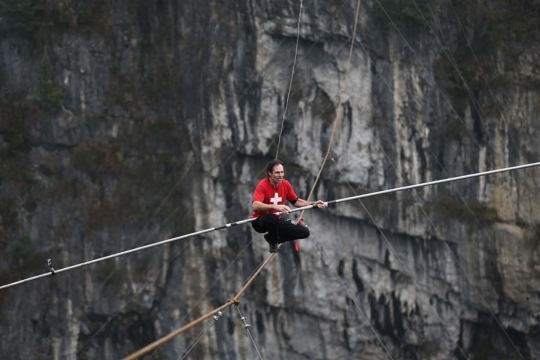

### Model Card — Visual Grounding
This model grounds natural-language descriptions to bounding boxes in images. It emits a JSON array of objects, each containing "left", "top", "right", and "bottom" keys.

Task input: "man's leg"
[
  {"left": 276, "top": 219, "right": 310, "bottom": 244},
  {"left": 252, "top": 215, "right": 281, "bottom": 252},
  {"left": 254, "top": 214, "right": 280, "bottom": 242}
]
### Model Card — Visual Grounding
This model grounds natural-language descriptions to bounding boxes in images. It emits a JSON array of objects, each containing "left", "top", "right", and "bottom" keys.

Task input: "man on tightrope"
[{"left": 251, "top": 159, "right": 327, "bottom": 253}]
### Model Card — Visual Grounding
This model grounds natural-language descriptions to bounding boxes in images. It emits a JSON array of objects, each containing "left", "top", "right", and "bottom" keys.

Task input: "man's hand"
[
  {"left": 274, "top": 204, "right": 292, "bottom": 214},
  {"left": 312, "top": 200, "right": 327, "bottom": 210}
]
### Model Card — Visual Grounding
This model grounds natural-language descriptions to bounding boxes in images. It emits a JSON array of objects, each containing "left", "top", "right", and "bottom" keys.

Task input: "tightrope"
[{"left": 2, "top": 160, "right": 540, "bottom": 291}]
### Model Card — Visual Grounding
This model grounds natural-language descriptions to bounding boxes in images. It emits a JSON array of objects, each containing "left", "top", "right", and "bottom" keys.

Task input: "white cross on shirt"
[{"left": 270, "top": 192, "right": 282, "bottom": 205}]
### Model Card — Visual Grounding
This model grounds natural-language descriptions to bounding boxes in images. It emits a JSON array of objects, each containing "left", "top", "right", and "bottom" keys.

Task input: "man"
[{"left": 251, "top": 159, "right": 327, "bottom": 253}]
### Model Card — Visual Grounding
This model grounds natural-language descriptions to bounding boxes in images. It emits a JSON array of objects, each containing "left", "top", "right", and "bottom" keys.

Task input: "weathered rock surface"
[{"left": 1, "top": 0, "right": 540, "bottom": 359}]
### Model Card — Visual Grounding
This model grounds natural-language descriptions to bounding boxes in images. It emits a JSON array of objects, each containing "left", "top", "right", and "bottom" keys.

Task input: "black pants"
[{"left": 251, "top": 214, "right": 310, "bottom": 244}]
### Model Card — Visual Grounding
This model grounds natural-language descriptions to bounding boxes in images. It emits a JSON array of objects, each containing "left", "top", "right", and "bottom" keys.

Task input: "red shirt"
[{"left": 251, "top": 178, "right": 298, "bottom": 218}]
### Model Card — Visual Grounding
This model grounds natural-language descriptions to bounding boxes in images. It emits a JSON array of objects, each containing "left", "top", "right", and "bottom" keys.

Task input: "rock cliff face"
[{"left": 1, "top": 0, "right": 540, "bottom": 359}]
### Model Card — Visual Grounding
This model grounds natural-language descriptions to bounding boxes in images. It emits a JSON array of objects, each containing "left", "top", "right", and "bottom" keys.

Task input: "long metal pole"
[{"left": 2, "top": 161, "right": 539, "bottom": 291}]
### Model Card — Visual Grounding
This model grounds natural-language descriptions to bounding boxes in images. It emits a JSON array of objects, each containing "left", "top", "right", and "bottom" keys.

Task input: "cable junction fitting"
[
  {"left": 47, "top": 259, "right": 55, "bottom": 275},
  {"left": 235, "top": 305, "right": 251, "bottom": 334},
  {"left": 212, "top": 311, "right": 223, "bottom": 321},
  {"left": 240, "top": 316, "right": 251, "bottom": 331}
]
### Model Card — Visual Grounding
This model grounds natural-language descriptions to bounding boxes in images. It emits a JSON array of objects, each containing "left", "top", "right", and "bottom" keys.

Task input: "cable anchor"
[
  {"left": 228, "top": 298, "right": 240, "bottom": 305},
  {"left": 47, "top": 259, "right": 55, "bottom": 275}
]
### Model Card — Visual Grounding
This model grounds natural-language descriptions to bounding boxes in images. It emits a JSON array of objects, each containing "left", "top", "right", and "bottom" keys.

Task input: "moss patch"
[
  {"left": 0, "top": 196, "right": 19, "bottom": 242},
  {"left": 432, "top": 41, "right": 516, "bottom": 114},
  {"left": 0, "top": 93, "right": 37, "bottom": 188},
  {"left": 444, "top": 118, "right": 469, "bottom": 140},
  {"left": 96, "top": 261, "right": 127, "bottom": 290},
  {"left": 375, "top": 0, "right": 441, "bottom": 31},
  {"left": 433, "top": 1, "right": 540, "bottom": 111},
  {"left": 0, "top": 0, "right": 112, "bottom": 43},
  {"left": 78, "top": 310, "right": 156, "bottom": 356},
  {"left": 70, "top": 116, "right": 192, "bottom": 236},
  {"left": 29, "top": 58, "right": 64, "bottom": 113},
  {"left": 5, "top": 235, "right": 34, "bottom": 264},
  {"left": 418, "top": 340, "right": 441, "bottom": 358},
  {"left": 431, "top": 186, "right": 498, "bottom": 224},
  {"left": 0, "top": 91, "right": 39, "bottom": 241}
]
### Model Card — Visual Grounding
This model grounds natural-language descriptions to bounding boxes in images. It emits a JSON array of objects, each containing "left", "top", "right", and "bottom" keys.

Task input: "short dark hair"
[{"left": 266, "top": 159, "right": 284, "bottom": 177}]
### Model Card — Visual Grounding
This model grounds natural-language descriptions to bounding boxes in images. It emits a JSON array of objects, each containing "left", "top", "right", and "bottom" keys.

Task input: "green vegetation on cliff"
[
  {"left": 375, "top": 0, "right": 441, "bottom": 31},
  {"left": 435, "top": 0, "right": 540, "bottom": 110},
  {"left": 0, "top": 0, "right": 112, "bottom": 43}
]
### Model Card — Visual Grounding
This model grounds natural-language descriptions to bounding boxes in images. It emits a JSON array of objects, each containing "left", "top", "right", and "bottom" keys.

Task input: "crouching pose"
[{"left": 251, "top": 159, "right": 326, "bottom": 253}]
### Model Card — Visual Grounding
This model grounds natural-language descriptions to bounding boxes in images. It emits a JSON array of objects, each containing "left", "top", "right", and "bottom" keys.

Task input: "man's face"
[{"left": 269, "top": 164, "right": 284, "bottom": 186}]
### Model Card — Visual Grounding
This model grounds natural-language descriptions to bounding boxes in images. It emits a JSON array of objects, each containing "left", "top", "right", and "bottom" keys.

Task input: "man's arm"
[
  {"left": 293, "top": 199, "right": 327, "bottom": 209},
  {"left": 253, "top": 201, "right": 292, "bottom": 214},
  {"left": 252, "top": 201, "right": 275, "bottom": 212}
]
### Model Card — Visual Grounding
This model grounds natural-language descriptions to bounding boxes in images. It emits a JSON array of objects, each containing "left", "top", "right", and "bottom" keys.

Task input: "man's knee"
[
  {"left": 298, "top": 225, "right": 310, "bottom": 239},
  {"left": 251, "top": 223, "right": 264, "bottom": 234}
]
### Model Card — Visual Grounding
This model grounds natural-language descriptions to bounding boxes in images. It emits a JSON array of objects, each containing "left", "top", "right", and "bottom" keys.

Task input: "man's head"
[{"left": 266, "top": 159, "right": 284, "bottom": 187}]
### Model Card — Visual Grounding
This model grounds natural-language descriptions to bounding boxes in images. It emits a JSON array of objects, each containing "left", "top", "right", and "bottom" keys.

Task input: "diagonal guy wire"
[{"left": 235, "top": 305, "right": 263, "bottom": 360}]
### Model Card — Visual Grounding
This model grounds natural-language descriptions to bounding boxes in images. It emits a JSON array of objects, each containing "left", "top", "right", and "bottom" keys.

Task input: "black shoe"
[{"left": 264, "top": 234, "right": 279, "bottom": 253}]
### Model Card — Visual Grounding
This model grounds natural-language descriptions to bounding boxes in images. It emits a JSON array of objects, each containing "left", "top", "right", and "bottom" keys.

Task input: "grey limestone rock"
[{"left": 1, "top": 0, "right": 540, "bottom": 359}]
